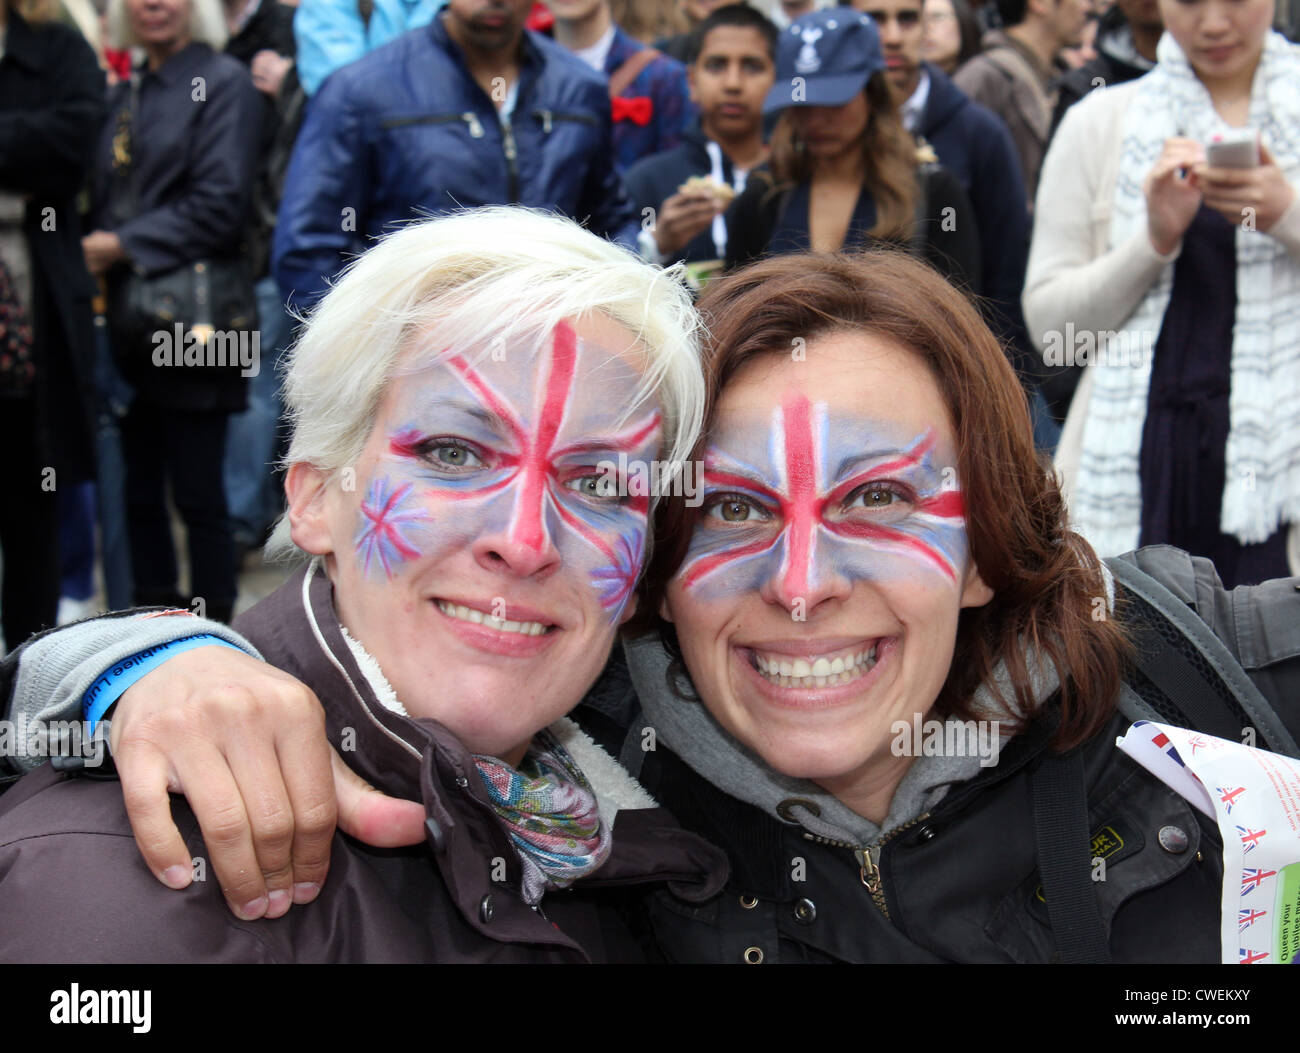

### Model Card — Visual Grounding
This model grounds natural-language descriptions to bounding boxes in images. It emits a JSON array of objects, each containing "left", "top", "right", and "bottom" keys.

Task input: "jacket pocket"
[{"left": 984, "top": 769, "right": 1212, "bottom": 962}]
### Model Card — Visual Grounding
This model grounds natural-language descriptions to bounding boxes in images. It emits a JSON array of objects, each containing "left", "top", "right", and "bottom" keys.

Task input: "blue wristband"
[{"left": 82, "top": 634, "right": 247, "bottom": 732}]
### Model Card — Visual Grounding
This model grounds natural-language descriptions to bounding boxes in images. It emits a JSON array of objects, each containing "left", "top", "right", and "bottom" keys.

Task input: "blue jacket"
[
  {"left": 604, "top": 26, "right": 695, "bottom": 174},
  {"left": 915, "top": 62, "right": 1035, "bottom": 377},
  {"left": 293, "top": 0, "right": 446, "bottom": 96},
  {"left": 273, "top": 14, "right": 638, "bottom": 308}
]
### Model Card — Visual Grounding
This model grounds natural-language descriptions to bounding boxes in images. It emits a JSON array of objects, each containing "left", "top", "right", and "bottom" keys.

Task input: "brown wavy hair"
[
  {"left": 767, "top": 72, "right": 919, "bottom": 241},
  {"left": 632, "top": 249, "right": 1131, "bottom": 751}
]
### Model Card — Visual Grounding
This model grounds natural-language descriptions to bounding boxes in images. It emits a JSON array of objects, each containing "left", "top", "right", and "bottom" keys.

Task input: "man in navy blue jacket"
[
  {"left": 273, "top": 0, "right": 637, "bottom": 309},
  {"left": 855, "top": 0, "right": 1037, "bottom": 385}
]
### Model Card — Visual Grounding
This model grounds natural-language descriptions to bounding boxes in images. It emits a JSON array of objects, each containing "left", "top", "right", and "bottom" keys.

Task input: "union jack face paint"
[
  {"left": 678, "top": 393, "right": 969, "bottom": 602},
  {"left": 351, "top": 320, "right": 661, "bottom": 623}
]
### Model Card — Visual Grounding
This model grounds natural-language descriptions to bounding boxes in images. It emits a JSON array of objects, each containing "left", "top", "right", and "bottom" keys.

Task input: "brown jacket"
[
  {"left": 953, "top": 30, "right": 1057, "bottom": 209},
  {"left": 0, "top": 563, "right": 728, "bottom": 963}
]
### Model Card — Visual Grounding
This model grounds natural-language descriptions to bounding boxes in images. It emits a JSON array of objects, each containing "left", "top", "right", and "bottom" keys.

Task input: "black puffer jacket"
[
  {"left": 0, "top": 563, "right": 728, "bottom": 963},
  {"left": 575, "top": 546, "right": 1300, "bottom": 963}
]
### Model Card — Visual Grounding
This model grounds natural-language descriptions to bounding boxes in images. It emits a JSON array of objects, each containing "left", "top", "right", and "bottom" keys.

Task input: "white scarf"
[{"left": 1072, "top": 31, "right": 1300, "bottom": 554}]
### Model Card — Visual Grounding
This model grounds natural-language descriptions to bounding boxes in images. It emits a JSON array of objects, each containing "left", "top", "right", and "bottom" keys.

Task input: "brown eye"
[{"left": 721, "top": 500, "right": 750, "bottom": 521}]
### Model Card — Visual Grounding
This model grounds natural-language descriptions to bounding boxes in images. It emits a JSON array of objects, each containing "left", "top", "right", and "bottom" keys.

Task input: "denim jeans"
[{"left": 224, "top": 275, "right": 290, "bottom": 545}]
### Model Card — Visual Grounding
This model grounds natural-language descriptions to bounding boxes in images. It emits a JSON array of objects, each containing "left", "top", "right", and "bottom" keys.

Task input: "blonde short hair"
[
  {"left": 268, "top": 207, "right": 705, "bottom": 557},
  {"left": 106, "top": 0, "right": 228, "bottom": 51}
]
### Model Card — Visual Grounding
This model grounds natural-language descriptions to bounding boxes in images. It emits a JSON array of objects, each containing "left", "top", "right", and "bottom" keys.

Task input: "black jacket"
[
  {"left": 0, "top": 562, "right": 728, "bottom": 963},
  {"left": 576, "top": 547, "right": 1300, "bottom": 963},
  {"left": 915, "top": 62, "right": 1036, "bottom": 379},
  {"left": 94, "top": 43, "right": 262, "bottom": 412},
  {"left": 0, "top": 13, "right": 105, "bottom": 479}
]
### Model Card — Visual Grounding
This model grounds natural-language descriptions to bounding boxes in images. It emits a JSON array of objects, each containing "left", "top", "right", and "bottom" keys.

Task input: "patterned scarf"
[
  {"left": 1073, "top": 30, "right": 1300, "bottom": 554},
  {"left": 474, "top": 731, "right": 613, "bottom": 905}
]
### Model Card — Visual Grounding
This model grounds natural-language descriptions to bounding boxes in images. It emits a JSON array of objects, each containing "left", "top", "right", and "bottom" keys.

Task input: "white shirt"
[
  {"left": 572, "top": 25, "right": 616, "bottom": 72},
  {"left": 900, "top": 68, "right": 931, "bottom": 134}
]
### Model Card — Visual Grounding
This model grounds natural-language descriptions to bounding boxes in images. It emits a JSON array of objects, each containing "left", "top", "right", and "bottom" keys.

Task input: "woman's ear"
[
  {"left": 959, "top": 561, "right": 995, "bottom": 610},
  {"left": 284, "top": 462, "right": 336, "bottom": 556}
]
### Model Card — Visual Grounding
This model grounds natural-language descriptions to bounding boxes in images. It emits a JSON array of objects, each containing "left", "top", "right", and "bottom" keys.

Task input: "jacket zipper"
[
  {"left": 803, "top": 814, "right": 930, "bottom": 919},
  {"left": 380, "top": 112, "right": 485, "bottom": 136},
  {"left": 499, "top": 113, "right": 519, "bottom": 203},
  {"left": 531, "top": 108, "right": 600, "bottom": 132}
]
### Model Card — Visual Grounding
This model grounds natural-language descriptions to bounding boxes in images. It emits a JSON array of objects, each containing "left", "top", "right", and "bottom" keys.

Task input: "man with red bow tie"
[{"left": 546, "top": 0, "right": 696, "bottom": 173}]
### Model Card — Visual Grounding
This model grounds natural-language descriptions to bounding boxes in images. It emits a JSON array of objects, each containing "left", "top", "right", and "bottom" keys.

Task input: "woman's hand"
[
  {"left": 1195, "top": 142, "right": 1297, "bottom": 234},
  {"left": 1144, "top": 138, "right": 1206, "bottom": 256},
  {"left": 250, "top": 49, "right": 293, "bottom": 98},
  {"left": 81, "top": 230, "right": 125, "bottom": 276},
  {"left": 109, "top": 645, "right": 427, "bottom": 921}
]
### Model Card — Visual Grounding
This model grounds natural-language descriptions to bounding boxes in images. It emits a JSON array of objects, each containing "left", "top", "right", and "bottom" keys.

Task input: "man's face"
[
  {"left": 688, "top": 25, "right": 776, "bottom": 141},
  {"left": 444, "top": 0, "right": 533, "bottom": 53},
  {"left": 856, "top": 0, "right": 925, "bottom": 96}
]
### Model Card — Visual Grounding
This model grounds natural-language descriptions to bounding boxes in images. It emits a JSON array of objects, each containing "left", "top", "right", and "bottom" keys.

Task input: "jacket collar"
[
  {"left": 604, "top": 24, "right": 642, "bottom": 75},
  {"left": 917, "top": 61, "right": 968, "bottom": 134},
  {"left": 134, "top": 41, "right": 215, "bottom": 86},
  {"left": 1, "top": 11, "right": 42, "bottom": 73}
]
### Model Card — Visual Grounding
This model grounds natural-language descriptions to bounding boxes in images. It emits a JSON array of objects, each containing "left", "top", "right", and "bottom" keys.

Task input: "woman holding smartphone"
[{"left": 1025, "top": 0, "right": 1300, "bottom": 587}]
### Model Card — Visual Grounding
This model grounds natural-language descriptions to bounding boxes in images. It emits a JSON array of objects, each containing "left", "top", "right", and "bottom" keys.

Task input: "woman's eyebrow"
[{"left": 830, "top": 431, "right": 940, "bottom": 481}]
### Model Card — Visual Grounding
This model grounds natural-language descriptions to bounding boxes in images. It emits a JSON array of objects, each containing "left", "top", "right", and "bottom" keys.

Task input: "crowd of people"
[{"left": 1, "top": 0, "right": 1299, "bottom": 965}]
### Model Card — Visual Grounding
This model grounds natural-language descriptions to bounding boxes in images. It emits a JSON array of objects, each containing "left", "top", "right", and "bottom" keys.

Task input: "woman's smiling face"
[
  {"left": 289, "top": 314, "right": 661, "bottom": 763},
  {"left": 663, "top": 330, "right": 993, "bottom": 811}
]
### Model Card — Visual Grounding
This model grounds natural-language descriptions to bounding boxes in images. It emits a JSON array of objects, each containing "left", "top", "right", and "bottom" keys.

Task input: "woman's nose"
[
  {"left": 758, "top": 522, "right": 852, "bottom": 618},
  {"left": 472, "top": 476, "right": 563, "bottom": 579}
]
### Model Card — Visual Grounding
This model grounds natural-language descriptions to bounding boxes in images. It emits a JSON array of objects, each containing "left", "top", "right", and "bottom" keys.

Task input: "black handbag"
[{"left": 110, "top": 74, "right": 257, "bottom": 352}]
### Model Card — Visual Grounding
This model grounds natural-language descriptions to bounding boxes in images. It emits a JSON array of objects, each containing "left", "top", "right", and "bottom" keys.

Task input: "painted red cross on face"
[
  {"left": 680, "top": 393, "right": 967, "bottom": 604},
  {"left": 387, "top": 321, "right": 661, "bottom": 615}
]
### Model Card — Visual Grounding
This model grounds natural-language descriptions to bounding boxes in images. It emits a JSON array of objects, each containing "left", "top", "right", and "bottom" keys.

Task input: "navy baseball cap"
[{"left": 763, "top": 7, "right": 886, "bottom": 113}]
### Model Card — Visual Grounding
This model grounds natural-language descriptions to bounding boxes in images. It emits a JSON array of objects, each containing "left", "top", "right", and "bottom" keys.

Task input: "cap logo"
[{"left": 795, "top": 26, "right": 823, "bottom": 74}]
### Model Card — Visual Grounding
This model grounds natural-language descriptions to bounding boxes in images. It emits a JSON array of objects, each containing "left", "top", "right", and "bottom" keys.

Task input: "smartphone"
[{"left": 1205, "top": 128, "right": 1260, "bottom": 168}]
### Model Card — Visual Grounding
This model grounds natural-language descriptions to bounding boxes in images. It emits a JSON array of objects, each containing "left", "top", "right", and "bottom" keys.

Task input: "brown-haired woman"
[
  {"left": 6, "top": 250, "right": 1295, "bottom": 963},
  {"left": 723, "top": 6, "right": 980, "bottom": 292}
]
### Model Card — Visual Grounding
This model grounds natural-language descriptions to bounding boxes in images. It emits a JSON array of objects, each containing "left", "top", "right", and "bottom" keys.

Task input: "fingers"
[
  {"left": 223, "top": 728, "right": 298, "bottom": 918},
  {"left": 334, "top": 753, "right": 426, "bottom": 848},
  {"left": 276, "top": 715, "right": 339, "bottom": 905},
  {"left": 116, "top": 743, "right": 196, "bottom": 892},
  {"left": 168, "top": 740, "right": 270, "bottom": 919}
]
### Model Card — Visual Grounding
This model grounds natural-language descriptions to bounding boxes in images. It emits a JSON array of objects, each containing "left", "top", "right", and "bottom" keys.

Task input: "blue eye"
[{"left": 423, "top": 440, "right": 485, "bottom": 471}]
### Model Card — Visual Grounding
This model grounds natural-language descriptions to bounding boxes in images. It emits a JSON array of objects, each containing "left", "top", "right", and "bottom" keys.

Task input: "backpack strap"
[
  {"left": 1107, "top": 556, "right": 1299, "bottom": 756},
  {"left": 1030, "top": 747, "right": 1113, "bottom": 963},
  {"left": 609, "top": 47, "right": 661, "bottom": 99}
]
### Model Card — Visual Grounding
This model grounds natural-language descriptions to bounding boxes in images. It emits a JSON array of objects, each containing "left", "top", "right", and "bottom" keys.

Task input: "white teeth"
[
  {"left": 437, "top": 601, "right": 550, "bottom": 636},
  {"left": 750, "top": 641, "right": 882, "bottom": 689}
]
